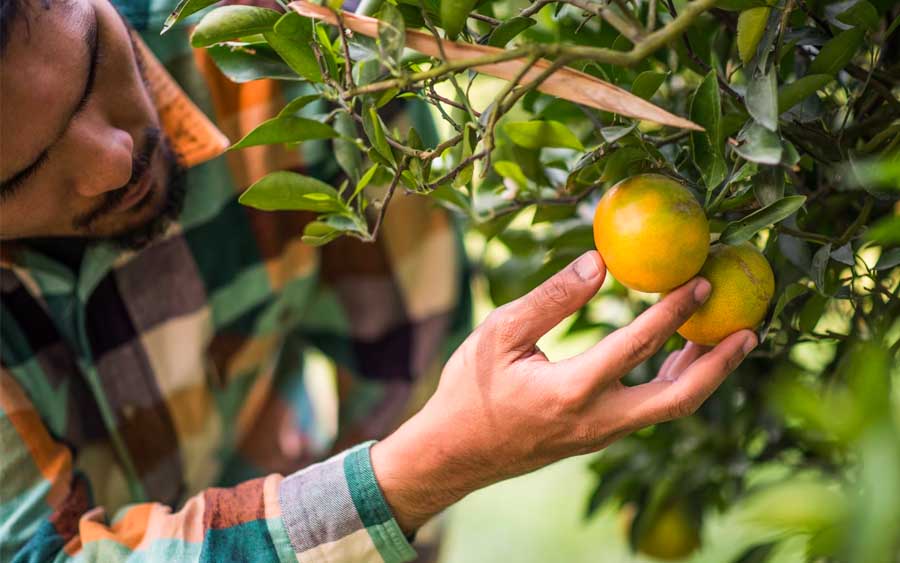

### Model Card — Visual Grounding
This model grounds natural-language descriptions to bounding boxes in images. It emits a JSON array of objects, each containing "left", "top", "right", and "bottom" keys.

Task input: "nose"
[{"left": 72, "top": 124, "right": 135, "bottom": 199}]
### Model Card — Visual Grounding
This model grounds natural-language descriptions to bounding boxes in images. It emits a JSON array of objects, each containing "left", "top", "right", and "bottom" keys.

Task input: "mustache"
[{"left": 72, "top": 127, "right": 161, "bottom": 231}]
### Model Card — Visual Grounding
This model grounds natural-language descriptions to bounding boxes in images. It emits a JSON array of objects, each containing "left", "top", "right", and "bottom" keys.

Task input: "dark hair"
[
  {"left": 0, "top": 0, "right": 54, "bottom": 54},
  {"left": 0, "top": 0, "right": 21, "bottom": 53}
]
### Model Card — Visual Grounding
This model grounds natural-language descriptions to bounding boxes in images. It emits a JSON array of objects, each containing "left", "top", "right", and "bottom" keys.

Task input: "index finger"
[{"left": 558, "top": 276, "right": 711, "bottom": 388}]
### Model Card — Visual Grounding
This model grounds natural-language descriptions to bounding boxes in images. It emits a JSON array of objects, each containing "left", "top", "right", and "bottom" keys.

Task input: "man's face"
[{"left": 0, "top": 0, "right": 183, "bottom": 247}]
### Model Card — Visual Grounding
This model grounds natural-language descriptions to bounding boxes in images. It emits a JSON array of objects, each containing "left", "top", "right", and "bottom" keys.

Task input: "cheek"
[{"left": 0, "top": 186, "right": 74, "bottom": 238}]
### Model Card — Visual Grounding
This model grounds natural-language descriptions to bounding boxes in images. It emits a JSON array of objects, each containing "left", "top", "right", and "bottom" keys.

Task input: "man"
[{"left": 0, "top": 0, "right": 758, "bottom": 560}]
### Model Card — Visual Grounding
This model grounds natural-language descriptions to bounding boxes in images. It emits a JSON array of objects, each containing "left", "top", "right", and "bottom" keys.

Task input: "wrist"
[{"left": 370, "top": 414, "right": 481, "bottom": 534}]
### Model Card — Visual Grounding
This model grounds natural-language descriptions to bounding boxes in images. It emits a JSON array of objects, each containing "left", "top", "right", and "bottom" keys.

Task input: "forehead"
[{"left": 0, "top": 0, "right": 91, "bottom": 176}]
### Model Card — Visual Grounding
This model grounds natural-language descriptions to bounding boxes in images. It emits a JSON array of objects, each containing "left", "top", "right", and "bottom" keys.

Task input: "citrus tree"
[{"left": 164, "top": 0, "right": 899, "bottom": 560}]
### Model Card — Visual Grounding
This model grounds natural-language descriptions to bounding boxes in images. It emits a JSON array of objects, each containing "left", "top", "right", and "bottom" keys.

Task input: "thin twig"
[
  {"left": 520, "top": 0, "right": 554, "bottom": 18},
  {"left": 419, "top": 2, "right": 481, "bottom": 124},
  {"left": 469, "top": 12, "right": 501, "bottom": 26},
  {"left": 567, "top": 0, "right": 646, "bottom": 43},
  {"left": 426, "top": 151, "right": 487, "bottom": 190},
  {"left": 370, "top": 159, "right": 408, "bottom": 240},
  {"left": 334, "top": 10, "right": 356, "bottom": 91}
]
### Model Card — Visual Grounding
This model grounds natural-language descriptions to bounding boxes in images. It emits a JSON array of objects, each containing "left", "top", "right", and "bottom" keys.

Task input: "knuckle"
[
  {"left": 536, "top": 278, "right": 572, "bottom": 310},
  {"left": 554, "top": 384, "right": 589, "bottom": 413},
  {"left": 487, "top": 306, "right": 523, "bottom": 346},
  {"left": 668, "top": 293, "right": 699, "bottom": 323},
  {"left": 621, "top": 328, "right": 657, "bottom": 364},
  {"left": 666, "top": 391, "right": 699, "bottom": 420}
]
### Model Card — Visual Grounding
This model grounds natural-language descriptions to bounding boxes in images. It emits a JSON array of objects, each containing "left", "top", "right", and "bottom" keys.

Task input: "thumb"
[{"left": 492, "top": 251, "right": 606, "bottom": 352}]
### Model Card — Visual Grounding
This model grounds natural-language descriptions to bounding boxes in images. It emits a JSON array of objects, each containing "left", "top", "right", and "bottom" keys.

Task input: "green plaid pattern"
[{"left": 0, "top": 2, "right": 470, "bottom": 561}]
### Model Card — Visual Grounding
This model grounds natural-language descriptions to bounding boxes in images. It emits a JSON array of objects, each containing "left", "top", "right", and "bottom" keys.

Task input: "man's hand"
[{"left": 371, "top": 251, "right": 757, "bottom": 533}]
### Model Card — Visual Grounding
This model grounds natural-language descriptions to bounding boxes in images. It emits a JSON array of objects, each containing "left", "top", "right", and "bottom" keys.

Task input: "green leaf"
[
  {"left": 600, "top": 124, "right": 637, "bottom": 144},
  {"left": 888, "top": 14, "right": 900, "bottom": 38},
  {"left": 487, "top": 16, "right": 536, "bottom": 47},
  {"left": 350, "top": 164, "right": 381, "bottom": 201},
  {"left": 746, "top": 69, "right": 778, "bottom": 131},
  {"left": 362, "top": 105, "right": 395, "bottom": 165},
  {"left": 440, "top": 0, "right": 477, "bottom": 39},
  {"left": 777, "top": 74, "right": 832, "bottom": 113},
  {"left": 278, "top": 94, "right": 322, "bottom": 117},
  {"left": 207, "top": 44, "right": 302, "bottom": 83},
  {"left": 504, "top": 120, "right": 584, "bottom": 151},
  {"left": 810, "top": 243, "right": 832, "bottom": 294},
  {"left": 753, "top": 165, "right": 783, "bottom": 206},
  {"left": 239, "top": 171, "right": 346, "bottom": 212},
  {"left": 377, "top": 2, "right": 406, "bottom": 72},
  {"left": 809, "top": 27, "right": 866, "bottom": 76},
  {"left": 866, "top": 216, "right": 900, "bottom": 244},
  {"left": 162, "top": 0, "right": 220, "bottom": 34},
  {"left": 762, "top": 282, "right": 808, "bottom": 339},
  {"left": 264, "top": 13, "right": 322, "bottom": 83},
  {"left": 430, "top": 185, "right": 470, "bottom": 213},
  {"left": 716, "top": 0, "right": 768, "bottom": 11},
  {"left": 493, "top": 161, "right": 529, "bottom": 189},
  {"left": 830, "top": 243, "right": 855, "bottom": 266},
  {"left": 719, "top": 195, "right": 806, "bottom": 244},
  {"left": 734, "top": 122, "right": 783, "bottom": 165},
  {"left": 631, "top": 71, "right": 667, "bottom": 101},
  {"left": 333, "top": 112, "right": 363, "bottom": 184},
  {"left": 690, "top": 71, "right": 727, "bottom": 189},
  {"left": 837, "top": 1, "right": 879, "bottom": 30},
  {"left": 302, "top": 214, "right": 367, "bottom": 246},
  {"left": 230, "top": 116, "right": 337, "bottom": 150},
  {"left": 875, "top": 248, "right": 900, "bottom": 271},
  {"left": 737, "top": 7, "right": 771, "bottom": 65},
  {"left": 190, "top": 6, "right": 280, "bottom": 47}
]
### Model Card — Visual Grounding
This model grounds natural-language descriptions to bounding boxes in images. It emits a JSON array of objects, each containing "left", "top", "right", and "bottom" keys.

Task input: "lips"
[{"left": 112, "top": 173, "right": 155, "bottom": 214}]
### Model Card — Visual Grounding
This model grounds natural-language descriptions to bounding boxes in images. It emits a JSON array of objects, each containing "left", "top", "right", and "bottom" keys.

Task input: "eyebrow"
[{"left": 0, "top": 5, "right": 100, "bottom": 194}]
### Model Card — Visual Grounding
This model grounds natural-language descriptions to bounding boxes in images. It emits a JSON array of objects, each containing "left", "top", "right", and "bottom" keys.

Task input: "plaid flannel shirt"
[{"left": 0, "top": 1, "right": 470, "bottom": 561}]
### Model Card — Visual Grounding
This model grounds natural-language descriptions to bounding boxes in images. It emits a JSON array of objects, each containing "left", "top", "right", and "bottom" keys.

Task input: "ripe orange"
[
  {"left": 593, "top": 174, "right": 709, "bottom": 293},
  {"left": 676, "top": 242, "right": 775, "bottom": 346}
]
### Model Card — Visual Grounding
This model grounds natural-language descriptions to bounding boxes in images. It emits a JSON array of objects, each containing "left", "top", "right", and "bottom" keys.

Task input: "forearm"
[{"left": 370, "top": 414, "right": 487, "bottom": 534}]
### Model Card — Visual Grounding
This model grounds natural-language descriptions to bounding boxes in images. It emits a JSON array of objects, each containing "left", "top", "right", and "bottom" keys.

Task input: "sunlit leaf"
[
  {"left": 504, "top": 120, "right": 585, "bottom": 151},
  {"left": 230, "top": 116, "right": 337, "bottom": 150},
  {"left": 738, "top": 7, "right": 770, "bottom": 65},
  {"left": 264, "top": 13, "right": 322, "bottom": 83},
  {"left": 191, "top": 6, "right": 280, "bottom": 47},
  {"left": 440, "top": 0, "right": 477, "bottom": 39},
  {"left": 239, "top": 171, "right": 346, "bottom": 212}
]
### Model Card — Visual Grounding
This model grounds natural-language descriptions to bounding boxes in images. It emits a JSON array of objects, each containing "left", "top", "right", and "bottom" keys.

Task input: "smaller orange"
[
  {"left": 676, "top": 242, "right": 775, "bottom": 346},
  {"left": 593, "top": 174, "right": 709, "bottom": 293}
]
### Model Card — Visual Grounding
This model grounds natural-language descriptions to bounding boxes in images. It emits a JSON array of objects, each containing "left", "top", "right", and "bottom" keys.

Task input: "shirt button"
[{"left": 122, "top": 404, "right": 137, "bottom": 420}]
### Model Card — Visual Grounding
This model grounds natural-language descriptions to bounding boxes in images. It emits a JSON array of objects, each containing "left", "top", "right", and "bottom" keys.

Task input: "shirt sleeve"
[{"left": 0, "top": 371, "right": 414, "bottom": 563}]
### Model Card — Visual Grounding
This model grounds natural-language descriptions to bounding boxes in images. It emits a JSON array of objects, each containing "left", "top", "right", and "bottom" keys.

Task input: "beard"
[
  {"left": 71, "top": 128, "right": 187, "bottom": 251},
  {"left": 109, "top": 138, "right": 187, "bottom": 251}
]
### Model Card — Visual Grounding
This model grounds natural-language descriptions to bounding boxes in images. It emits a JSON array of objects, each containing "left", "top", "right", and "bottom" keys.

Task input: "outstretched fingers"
[
  {"left": 558, "top": 277, "right": 711, "bottom": 389},
  {"left": 622, "top": 330, "right": 758, "bottom": 427}
]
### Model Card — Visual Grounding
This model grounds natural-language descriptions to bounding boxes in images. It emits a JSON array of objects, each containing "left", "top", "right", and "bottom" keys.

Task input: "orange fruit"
[
  {"left": 593, "top": 174, "right": 709, "bottom": 293},
  {"left": 676, "top": 242, "right": 775, "bottom": 346},
  {"left": 635, "top": 502, "right": 702, "bottom": 561}
]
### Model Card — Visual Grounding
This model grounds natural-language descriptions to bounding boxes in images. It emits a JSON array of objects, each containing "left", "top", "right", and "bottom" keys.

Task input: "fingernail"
[
  {"left": 693, "top": 278, "right": 711, "bottom": 303},
  {"left": 573, "top": 253, "right": 600, "bottom": 281},
  {"left": 742, "top": 333, "right": 758, "bottom": 355}
]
